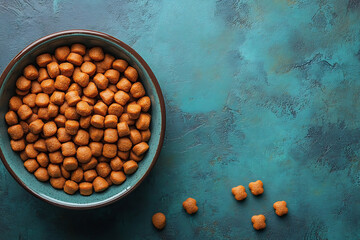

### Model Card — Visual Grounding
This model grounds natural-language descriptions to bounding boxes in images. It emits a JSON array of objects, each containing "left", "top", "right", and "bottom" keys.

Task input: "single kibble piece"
[
  {"left": 5, "top": 111, "right": 18, "bottom": 126},
  {"left": 37, "top": 107, "right": 50, "bottom": 121},
  {"left": 89, "top": 127, "right": 104, "bottom": 141},
  {"left": 26, "top": 132, "right": 38, "bottom": 143},
  {"left": 62, "top": 142, "right": 76, "bottom": 156},
  {"left": 34, "top": 167, "right": 50, "bottom": 182},
  {"left": 117, "top": 122, "right": 130, "bottom": 137},
  {"left": 23, "top": 94, "right": 36, "bottom": 108},
  {"left": 57, "top": 127, "right": 71, "bottom": 142},
  {"left": 93, "top": 176, "right": 109, "bottom": 192},
  {"left": 118, "top": 151, "right": 129, "bottom": 161},
  {"left": 17, "top": 104, "right": 33, "bottom": 120},
  {"left": 55, "top": 46, "right": 70, "bottom": 61},
  {"left": 25, "top": 144, "right": 38, "bottom": 158},
  {"left": 91, "top": 115, "right": 104, "bottom": 128},
  {"left": 37, "top": 153, "right": 49, "bottom": 167},
  {"left": 73, "top": 69, "right": 89, "bottom": 87},
  {"left": 95, "top": 54, "right": 115, "bottom": 73},
  {"left": 65, "top": 91, "right": 81, "bottom": 106},
  {"left": 132, "top": 142, "right": 149, "bottom": 156},
  {"left": 130, "top": 82, "right": 145, "bottom": 98},
  {"left": 141, "top": 129, "right": 151, "bottom": 142},
  {"left": 47, "top": 62, "right": 60, "bottom": 78},
  {"left": 48, "top": 103, "right": 59, "bottom": 118},
  {"left": 114, "top": 91, "right": 130, "bottom": 106},
  {"left": 76, "top": 101, "right": 92, "bottom": 116},
  {"left": 67, "top": 52, "right": 83, "bottom": 66},
  {"left": 49, "top": 151, "right": 64, "bottom": 164},
  {"left": 93, "top": 73, "right": 108, "bottom": 90},
  {"left": 104, "top": 115, "right": 117, "bottom": 128},
  {"left": 64, "top": 107, "right": 80, "bottom": 120},
  {"left": 273, "top": 201, "right": 288, "bottom": 216},
  {"left": 63, "top": 157, "right": 78, "bottom": 171},
  {"left": 183, "top": 198, "right": 198, "bottom": 215},
  {"left": 36, "top": 53, "right": 52, "bottom": 67},
  {"left": 74, "top": 129, "right": 89, "bottom": 146},
  {"left": 11, "top": 139, "right": 25, "bottom": 151},
  {"left": 50, "top": 177, "right": 66, "bottom": 189},
  {"left": 41, "top": 79, "right": 55, "bottom": 94},
  {"left": 76, "top": 146, "right": 92, "bottom": 163},
  {"left": 94, "top": 101, "right": 108, "bottom": 116},
  {"left": 45, "top": 137, "right": 62, "bottom": 152},
  {"left": 83, "top": 169, "right": 97, "bottom": 182},
  {"left": 104, "top": 69, "right": 120, "bottom": 84},
  {"left": 102, "top": 144, "right": 117, "bottom": 158},
  {"left": 127, "top": 104, "right": 141, "bottom": 119},
  {"left": 251, "top": 215, "right": 266, "bottom": 230},
  {"left": 19, "top": 121, "right": 29, "bottom": 134},
  {"left": 64, "top": 180, "right": 79, "bottom": 195},
  {"left": 123, "top": 160, "right": 138, "bottom": 175},
  {"left": 79, "top": 182, "right": 93, "bottom": 196},
  {"left": 61, "top": 166, "right": 71, "bottom": 179},
  {"left": 50, "top": 91, "right": 65, "bottom": 106},
  {"left": 71, "top": 43, "right": 86, "bottom": 55},
  {"left": 43, "top": 121, "right": 57, "bottom": 137},
  {"left": 96, "top": 162, "right": 111, "bottom": 178},
  {"left": 104, "top": 129, "right": 118, "bottom": 143},
  {"left": 71, "top": 167, "right": 84, "bottom": 183},
  {"left": 124, "top": 66, "right": 138, "bottom": 82},
  {"left": 38, "top": 68, "right": 49, "bottom": 82},
  {"left": 100, "top": 89, "right": 114, "bottom": 105},
  {"left": 110, "top": 171, "right": 126, "bottom": 185},
  {"left": 68, "top": 81, "right": 82, "bottom": 95},
  {"left": 31, "top": 81, "right": 42, "bottom": 94},
  {"left": 8, "top": 124, "right": 24, "bottom": 140},
  {"left": 47, "top": 164, "right": 61, "bottom": 178},
  {"left": 24, "top": 159, "right": 39, "bottom": 173},
  {"left": 24, "top": 65, "right": 39, "bottom": 80},
  {"left": 108, "top": 103, "right": 123, "bottom": 117},
  {"left": 55, "top": 75, "right": 71, "bottom": 91},
  {"left": 9, "top": 96, "right": 23, "bottom": 111},
  {"left": 65, "top": 120, "right": 79, "bottom": 135},
  {"left": 89, "top": 47, "right": 104, "bottom": 61},
  {"left": 83, "top": 82, "right": 98, "bottom": 98},
  {"left": 89, "top": 142, "right": 103, "bottom": 157},
  {"left": 110, "top": 157, "right": 123, "bottom": 171},
  {"left": 129, "top": 129, "right": 142, "bottom": 145},
  {"left": 231, "top": 185, "right": 247, "bottom": 201},
  {"left": 117, "top": 137, "right": 132, "bottom": 151},
  {"left": 59, "top": 62, "right": 74, "bottom": 77},
  {"left": 152, "top": 213, "right": 166, "bottom": 230},
  {"left": 82, "top": 157, "right": 98, "bottom": 171},
  {"left": 136, "top": 113, "right": 151, "bottom": 130},
  {"left": 34, "top": 139, "right": 47, "bottom": 152},
  {"left": 137, "top": 96, "right": 151, "bottom": 112},
  {"left": 248, "top": 180, "right": 264, "bottom": 196},
  {"left": 16, "top": 76, "right": 31, "bottom": 91},
  {"left": 112, "top": 59, "right": 128, "bottom": 72},
  {"left": 81, "top": 61, "right": 96, "bottom": 76},
  {"left": 116, "top": 77, "right": 132, "bottom": 92}
]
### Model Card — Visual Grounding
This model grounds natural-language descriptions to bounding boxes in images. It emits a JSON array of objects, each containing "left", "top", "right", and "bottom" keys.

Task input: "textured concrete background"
[{"left": 0, "top": 0, "right": 360, "bottom": 239}]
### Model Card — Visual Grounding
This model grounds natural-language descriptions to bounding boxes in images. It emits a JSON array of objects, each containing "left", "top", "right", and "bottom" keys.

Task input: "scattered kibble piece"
[
  {"left": 231, "top": 185, "right": 247, "bottom": 201},
  {"left": 251, "top": 214, "right": 266, "bottom": 230},
  {"left": 248, "top": 180, "right": 264, "bottom": 196},
  {"left": 183, "top": 197, "right": 198, "bottom": 215},
  {"left": 273, "top": 201, "right": 288, "bottom": 216},
  {"left": 152, "top": 212, "right": 166, "bottom": 230}
]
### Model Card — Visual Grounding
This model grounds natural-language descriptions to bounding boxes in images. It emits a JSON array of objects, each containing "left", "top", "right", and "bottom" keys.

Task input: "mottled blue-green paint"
[{"left": 0, "top": 0, "right": 359, "bottom": 239}]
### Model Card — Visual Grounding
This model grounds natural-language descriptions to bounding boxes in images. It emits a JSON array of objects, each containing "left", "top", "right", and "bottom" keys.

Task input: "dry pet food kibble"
[
  {"left": 248, "top": 180, "right": 264, "bottom": 196},
  {"left": 231, "top": 185, "right": 247, "bottom": 201},
  {"left": 273, "top": 201, "right": 288, "bottom": 216},
  {"left": 152, "top": 213, "right": 166, "bottom": 230},
  {"left": 183, "top": 197, "right": 198, "bottom": 215},
  {"left": 251, "top": 214, "right": 266, "bottom": 230},
  {"left": 5, "top": 45, "right": 152, "bottom": 196}
]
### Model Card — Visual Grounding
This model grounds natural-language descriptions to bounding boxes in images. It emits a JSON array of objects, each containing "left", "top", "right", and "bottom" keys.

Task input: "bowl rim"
[{"left": 0, "top": 29, "right": 166, "bottom": 210}]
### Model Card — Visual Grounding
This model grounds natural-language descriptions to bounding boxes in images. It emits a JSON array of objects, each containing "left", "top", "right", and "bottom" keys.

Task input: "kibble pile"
[{"left": 5, "top": 44, "right": 152, "bottom": 196}]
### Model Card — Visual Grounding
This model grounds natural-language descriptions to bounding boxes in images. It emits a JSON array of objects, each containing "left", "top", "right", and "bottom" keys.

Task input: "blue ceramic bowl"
[{"left": 0, "top": 30, "right": 166, "bottom": 209}]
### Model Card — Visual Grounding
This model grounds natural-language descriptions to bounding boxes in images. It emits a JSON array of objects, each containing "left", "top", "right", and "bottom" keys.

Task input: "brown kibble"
[
  {"left": 129, "top": 151, "right": 143, "bottom": 162},
  {"left": 20, "top": 121, "right": 29, "bottom": 134},
  {"left": 124, "top": 66, "right": 138, "bottom": 82},
  {"left": 37, "top": 153, "right": 49, "bottom": 167},
  {"left": 62, "top": 157, "right": 78, "bottom": 171},
  {"left": 50, "top": 91, "right": 65, "bottom": 105},
  {"left": 47, "top": 62, "right": 60, "bottom": 78},
  {"left": 73, "top": 130, "right": 89, "bottom": 146},
  {"left": 64, "top": 180, "right": 79, "bottom": 195},
  {"left": 46, "top": 137, "right": 62, "bottom": 152},
  {"left": 71, "top": 167, "right": 84, "bottom": 183},
  {"left": 41, "top": 79, "right": 55, "bottom": 94},
  {"left": 65, "top": 91, "right": 81, "bottom": 107},
  {"left": 89, "top": 127, "right": 104, "bottom": 141},
  {"left": 123, "top": 160, "right": 138, "bottom": 175},
  {"left": 34, "top": 139, "right": 47, "bottom": 152},
  {"left": 16, "top": 76, "right": 31, "bottom": 91},
  {"left": 26, "top": 132, "right": 39, "bottom": 143},
  {"left": 48, "top": 103, "right": 59, "bottom": 118},
  {"left": 129, "top": 128, "right": 142, "bottom": 145},
  {"left": 61, "top": 142, "right": 76, "bottom": 157},
  {"left": 109, "top": 83, "right": 120, "bottom": 93},
  {"left": 24, "top": 159, "right": 39, "bottom": 173},
  {"left": 26, "top": 113, "right": 38, "bottom": 124},
  {"left": 104, "top": 69, "right": 120, "bottom": 84},
  {"left": 117, "top": 137, "right": 132, "bottom": 151},
  {"left": 100, "top": 89, "right": 114, "bottom": 105},
  {"left": 79, "top": 182, "right": 93, "bottom": 196},
  {"left": 93, "top": 73, "right": 108, "bottom": 90},
  {"left": 136, "top": 113, "right": 151, "bottom": 130},
  {"left": 79, "top": 116, "right": 91, "bottom": 129},
  {"left": 95, "top": 54, "right": 115, "bottom": 73},
  {"left": 231, "top": 185, "right": 247, "bottom": 201},
  {"left": 120, "top": 113, "right": 135, "bottom": 125},
  {"left": 65, "top": 120, "right": 79, "bottom": 135},
  {"left": 55, "top": 75, "right": 71, "bottom": 91},
  {"left": 118, "top": 151, "right": 129, "bottom": 160},
  {"left": 16, "top": 89, "right": 29, "bottom": 96},
  {"left": 273, "top": 201, "right": 288, "bottom": 216},
  {"left": 114, "top": 91, "right": 130, "bottom": 106},
  {"left": 57, "top": 127, "right": 71, "bottom": 142},
  {"left": 59, "top": 102, "right": 69, "bottom": 115},
  {"left": 9, "top": 96, "right": 23, "bottom": 111},
  {"left": 25, "top": 144, "right": 38, "bottom": 158},
  {"left": 104, "top": 129, "right": 118, "bottom": 143},
  {"left": 55, "top": 46, "right": 71, "bottom": 62},
  {"left": 5, "top": 111, "right": 18, "bottom": 126},
  {"left": 71, "top": 43, "right": 86, "bottom": 55},
  {"left": 137, "top": 96, "right": 151, "bottom": 112},
  {"left": 17, "top": 104, "right": 32, "bottom": 120},
  {"left": 24, "top": 65, "right": 39, "bottom": 80},
  {"left": 38, "top": 68, "right": 50, "bottom": 82},
  {"left": 67, "top": 52, "right": 83, "bottom": 66},
  {"left": 37, "top": 107, "right": 50, "bottom": 121},
  {"left": 64, "top": 107, "right": 80, "bottom": 120},
  {"left": 8, "top": 124, "right": 24, "bottom": 140},
  {"left": 141, "top": 129, "right": 151, "bottom": 142},
  {"left": 108, "top": 103, "right": 123, "bottom": 117},
  {"left": 34, "top": 167, "right": 50, "bottom": 182},
  {"left": 251, "top": 215, "right": 266, "bottom": 230},
  {"left": 127, "top": 104, "right": 141, "bottom": 119},
  {"left": 10, "top": 139, "right": 25, "bottom": 151},
  {"left": 89, "top": 47, "right": 104, "bottom": 61},
  {"left": 116, "top": 77, "right": 132, "bottom": 92},
  {"left": 31, "top": 81, "right": 42, "bottom": 94},
  {"left": 49, "top": 151, "right": 64, "bottom": 164},
  {"left": 110, "top": 157, "right": 123, "bottom": 171},
  {"left": 83, "top": 82, "right": 98, "bottom": 98},
  {"left": 91, "top": 115, "right": 104, "bottom": 128},
  {"left": 110, "top": 171, "right": 126, "bottom": 185},
  {"left": 132, "top": 142, "right": 149, "bottom": 156},
  {"left": 102, "top": 144, "right": 117, "bottom": 158},
  {"left": 183, "top": 198, "right": 198, "bottom": 215},
  {"left": 249, "top": 180, "right": 264, "bottom": 196},
  {"left": 83, "top": 169, "right": 97, "bottom": 182},
  {"left": 23, "top": 94, "right": 36, "bottom": 108},
  {"left": 73, "top": 68, "right": 90, "bottom": 87},
  {"left": 53, "top": 115, "right": 66, "bottom": 128},
  {"left": 76, "top": 146, "right": 92, "bottom": 163},
  {"left": 152, "top": 213, "right": 166, "bottom": 230},
  {"left": 88, "top": 142, "right": 102, "bottom": 157},
  {"left": 81, "top": 96, "right": 95, "bottom": 106},
  {"left": 130, "top": 82, "right": 145, "bottom": 98},
  {"left": 93, "top": 101, "right": 108, "bottom": 116},
  {"left": 81, "top": 157, "right": 98, "bottom": 171},
  {"left": 61, "top": 165, "right": 71, "bottom": 179},
  {"left": 43, "top": 121, "right": 57, "bottom": 137},
  {"left": 76, "top": 101, "right": 92, "bottom": 117},
  {"left": 81, "top": 61, "right": 96, "bottom": 76},
  {"left": 59, "top": 63, "right": 74, "bottom": 78},
  {"left": 112, "top": 59, "right": 128, "bottom": 72},
  {"left": 93, "top": 176, "right": 109, "bottom": 192},
  {"left": 68, "top": 82, "right": 82, "bottom": 96},
  {"left": 36, "top": 53, "right": 53, "bottom": 67},
  {"left": 96, "top": 162, "right": 111, "bottom": 178},
  {"left": 47, "top": 163, "right": 61, "bottom": 178},
  {"left": 50, "top": 177, "right": 66, "bottom": 189}
]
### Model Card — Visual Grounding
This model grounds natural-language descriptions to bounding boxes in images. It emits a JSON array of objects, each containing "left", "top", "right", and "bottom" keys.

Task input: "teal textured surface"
[{"left": 0, "top": 0, "right": 360, "bottom": 239}]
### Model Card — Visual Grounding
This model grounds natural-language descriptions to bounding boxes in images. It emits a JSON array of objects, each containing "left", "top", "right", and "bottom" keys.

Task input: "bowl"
[{"left": 0, "top": 30, "right": 166, "bottom": 209}]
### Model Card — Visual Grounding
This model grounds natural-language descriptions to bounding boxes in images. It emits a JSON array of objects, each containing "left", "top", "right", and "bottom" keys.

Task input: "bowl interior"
[{"left": 0, "top": 32, "right": 163, "bottom": 208}]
